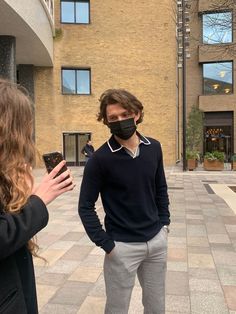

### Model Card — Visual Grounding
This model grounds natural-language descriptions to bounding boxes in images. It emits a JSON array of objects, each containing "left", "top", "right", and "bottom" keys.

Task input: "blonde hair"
[{"left": 0, "top": 78, "right": 39, "bottom": 257}]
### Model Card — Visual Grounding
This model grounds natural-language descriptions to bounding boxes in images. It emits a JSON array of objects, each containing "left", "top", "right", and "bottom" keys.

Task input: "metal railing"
[{"left": 40, "top": 0, "right": 55, "bottom": 34}]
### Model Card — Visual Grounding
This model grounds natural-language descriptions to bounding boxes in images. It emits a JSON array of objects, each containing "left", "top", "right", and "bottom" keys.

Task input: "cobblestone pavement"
[{"left": 33, "top": 166, "right": 236, "bottom": 314}]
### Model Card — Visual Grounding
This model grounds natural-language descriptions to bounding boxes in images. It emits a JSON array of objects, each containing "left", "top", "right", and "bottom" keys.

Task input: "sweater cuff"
[
  {"left": 102, "top": 240, "right": 115, "bottom": 254},
  {"left": 29, "top": 194, "right": 49, "bottom": 228}
]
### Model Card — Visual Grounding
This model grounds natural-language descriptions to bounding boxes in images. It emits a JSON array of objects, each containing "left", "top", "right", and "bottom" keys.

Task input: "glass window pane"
[
  {"left": 203, "top": 62, "right": 233, "bottom": 95},
  {"left": 76, "top": 2, "right": 89, "bottom": 23},
  {"left": 62, "top": 69, "right": 76, "bottom": 94},
  {"left": 64, "top": 134, "right": 76, "bottom": 162},
  {"left": 61, "top": 2, "right": 75, "bottom": 23},
  {"left": 203, "top": 12, "right": 232, "bottom": 44},
  {"left": 77, "top": 70, "right": 90, "bottom": 94}
]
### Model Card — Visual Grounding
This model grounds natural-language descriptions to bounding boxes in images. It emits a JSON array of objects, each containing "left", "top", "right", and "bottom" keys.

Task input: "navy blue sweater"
[{"left": 78, "top": 133, "right": 170, "bottom": 253}]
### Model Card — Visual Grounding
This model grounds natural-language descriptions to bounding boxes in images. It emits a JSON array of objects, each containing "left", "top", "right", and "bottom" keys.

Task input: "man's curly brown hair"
[{"left": 97, "top": 89, "right": 144, "bottom": 125}]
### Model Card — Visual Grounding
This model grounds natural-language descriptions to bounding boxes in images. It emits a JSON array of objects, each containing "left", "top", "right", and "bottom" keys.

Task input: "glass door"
[
  {"left": 77, "top": 134, "right": 90, "bottom": 166},
  {"left": 63, "top": 133, "right": 76, "bottom": 165},
  {"left": 63, "top": 132, "right": 91, "bottom": 166}
]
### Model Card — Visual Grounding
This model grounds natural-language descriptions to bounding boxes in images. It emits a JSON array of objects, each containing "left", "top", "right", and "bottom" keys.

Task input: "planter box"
[
  {"left": 232, "top": 161, "right": 236, "bottom": 171},
  {"left": 204, "top": 159, "right": 224, "bottom": 171},
  {"left": 187, "top": 159, "right": 197, "bottom": 171}
]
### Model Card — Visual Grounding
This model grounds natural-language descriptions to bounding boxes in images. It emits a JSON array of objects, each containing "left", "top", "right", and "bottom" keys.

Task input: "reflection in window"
[
  {"left": 62, "top": 69, "right": 91, "bottom": 94},
  {"left": 77, "top": 70, "right": 90, "bottom": 94},
  {"left": 61, "top": 2, "right": 74, "bottom": 23},
  {"left": 202, "top": 12, "right": 232, "bottom": 44},
  {"left": 76, "top": 2, "right": 89, "bottom": 23},
  {"left": 203, "top": 62, "right": 233, "bottom": 95},
  {"left": 64, "top": 133, "right": 76, "bottom": 162},
  {"left": 61, "top": 1, "right": 90, "bottom": 24},
  {"left": 62, "top": 69, "right": 76, "bottom": 94}
]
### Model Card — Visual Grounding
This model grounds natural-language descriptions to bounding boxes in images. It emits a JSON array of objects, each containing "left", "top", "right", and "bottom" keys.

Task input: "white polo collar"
[{"left": 107, "top": 132, "right": 151, "bottom": 153}]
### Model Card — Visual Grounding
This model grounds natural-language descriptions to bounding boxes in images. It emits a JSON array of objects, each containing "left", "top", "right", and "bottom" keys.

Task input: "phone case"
[{"left": 42, "top": 151, "right": 67, "bottom": 177}]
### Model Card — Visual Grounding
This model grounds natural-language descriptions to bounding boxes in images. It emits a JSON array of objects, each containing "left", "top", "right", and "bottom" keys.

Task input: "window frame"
[
  {"left": 201, "top": 10, "right": 233, "bottom": 45},
  {"left": 60, "top": 0, "right": 90, "bottom": 24},
  {"left": 61, "top": 68, "right": 91, "bottom": 95},
  {"left": 202, "top": 61, "right": 234, "bottom": 95}
]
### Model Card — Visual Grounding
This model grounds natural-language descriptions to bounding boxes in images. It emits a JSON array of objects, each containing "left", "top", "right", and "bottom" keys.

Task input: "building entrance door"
[{"left": 63, "top": 132, "right": 91, "bottom": 166}]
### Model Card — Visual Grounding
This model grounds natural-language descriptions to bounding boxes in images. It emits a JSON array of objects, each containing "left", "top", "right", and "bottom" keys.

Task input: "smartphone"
[{"left": 42, "top": 151, "right": 68, "bottom": 177}]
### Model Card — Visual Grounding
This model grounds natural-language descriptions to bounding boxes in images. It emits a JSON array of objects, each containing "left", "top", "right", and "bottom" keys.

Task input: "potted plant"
[
  {"left": 203, "top": 151, "right": 225, "bottom": 171},
  {"left": 186, "top": 150, "right": 199, "bottom": 171},
  {"left": 231, "top": 154, "right": 236, "bottom": 171}
]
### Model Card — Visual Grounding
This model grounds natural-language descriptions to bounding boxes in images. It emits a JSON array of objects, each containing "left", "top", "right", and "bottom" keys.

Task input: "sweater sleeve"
[
  {"left": 155, "top": 143, "right": 170, "bottom": 225},
  {"left": 0, "top": 195, "right": 49, "bottom": 260},
  {"left": 78, "top": 156, "right": 115, "bottom": 253}
]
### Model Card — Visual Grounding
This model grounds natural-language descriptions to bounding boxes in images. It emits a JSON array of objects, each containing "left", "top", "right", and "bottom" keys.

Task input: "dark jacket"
[
  {"left": 79, "top": 133, "right": 170, "bottom": 253},
  {"left": 0, "top": 195, "right": 48, "bottom": 314},
  {"left": 81, "top": 143, "right": 95, "bottom": 158}
]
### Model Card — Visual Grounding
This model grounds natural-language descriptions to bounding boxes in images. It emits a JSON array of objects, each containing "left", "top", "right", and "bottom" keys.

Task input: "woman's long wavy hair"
[{"left": 0, "top": 78, "right": 39, "bottom": 257}]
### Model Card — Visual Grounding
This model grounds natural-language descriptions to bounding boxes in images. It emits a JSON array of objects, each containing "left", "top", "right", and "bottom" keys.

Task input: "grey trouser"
[{"left": 104, "top": 227, "right": 168, "bottom": 314}]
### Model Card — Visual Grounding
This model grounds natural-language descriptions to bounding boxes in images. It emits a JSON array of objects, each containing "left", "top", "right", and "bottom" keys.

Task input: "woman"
[{"left": 0, "top": 79, "right": 75, "bottom": 313}]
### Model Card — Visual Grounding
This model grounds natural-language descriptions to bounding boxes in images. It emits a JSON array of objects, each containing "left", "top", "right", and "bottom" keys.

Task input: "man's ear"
[{"left": 134, "top": 112, "right": 141, "bottom": 124}]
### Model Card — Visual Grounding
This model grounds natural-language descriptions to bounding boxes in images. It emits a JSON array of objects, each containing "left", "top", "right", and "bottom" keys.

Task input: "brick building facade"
[
  {"left": 34, "top": 0, "right": 177, "bottom": 166},
  {"left": 186, "top": 0, "right": 236, "bottom": 161}
]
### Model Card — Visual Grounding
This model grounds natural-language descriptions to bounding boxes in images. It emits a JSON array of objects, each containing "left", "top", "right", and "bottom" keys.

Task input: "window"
[
  {"left": 202, "top": 12, "right": 232, "bottom": 44},
  {"left": 62, "top": 68, "right": 91, "bottom": 94},
  {"left": 61, "top": 1, "right": 90, "bottom": 24},
  {"left": 203, "top": 62, "right": 233, "bottom": 95}
]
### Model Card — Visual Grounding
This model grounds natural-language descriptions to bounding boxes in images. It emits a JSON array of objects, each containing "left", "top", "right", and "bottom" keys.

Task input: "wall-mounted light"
[
  {"left": 213, "top": 84, "right": 219, "bottom": 89},
  {"left": 224, "top": 88, "right": 230, "bottom": 93}
]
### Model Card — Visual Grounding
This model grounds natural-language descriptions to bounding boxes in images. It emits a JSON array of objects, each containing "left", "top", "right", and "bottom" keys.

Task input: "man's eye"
[{"left": 123, "top": 113, "right": 131, "bottom": 118}]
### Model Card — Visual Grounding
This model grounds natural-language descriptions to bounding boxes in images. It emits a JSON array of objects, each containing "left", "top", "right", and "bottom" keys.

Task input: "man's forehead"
[{"left": 106, "top": 103, "right": 128, "bottom": 112}]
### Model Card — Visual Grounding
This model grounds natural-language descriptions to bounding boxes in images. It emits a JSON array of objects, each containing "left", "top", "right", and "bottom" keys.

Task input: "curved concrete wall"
[{"left": 0, "top": 0, "right": 54, "bottom": 66}]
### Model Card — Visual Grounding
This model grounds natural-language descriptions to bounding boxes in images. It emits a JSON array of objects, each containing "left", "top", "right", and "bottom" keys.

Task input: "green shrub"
[
  {"left": 186, "top": 150, "right": 199, "bottom": 160},
  {"left": 231, "top": 154, "right": 236, "bottom": 162},
  {"left": 186, "top": 105, "right": 203, "bottom": 152},
  {"left": 204, "top": 151, "right": 224, "bottom": 162},
  {"left": 54, "top": 28, "right": 63, "bottom": 40}
]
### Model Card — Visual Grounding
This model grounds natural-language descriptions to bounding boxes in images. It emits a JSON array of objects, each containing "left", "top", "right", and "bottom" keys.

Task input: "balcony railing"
[{"left": 41, "top": 0, "right": 54, "bottom": 34}]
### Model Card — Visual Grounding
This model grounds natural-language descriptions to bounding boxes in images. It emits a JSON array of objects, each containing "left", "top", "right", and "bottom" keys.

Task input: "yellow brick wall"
[{"left": 35, "top": 0, "right": 177, "bottom": 165}]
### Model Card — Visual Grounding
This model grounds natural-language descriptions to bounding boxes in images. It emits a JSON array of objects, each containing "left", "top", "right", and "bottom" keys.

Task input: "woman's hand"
[{"left": 32, "top": 160, "right": 75, "bottom": 205}]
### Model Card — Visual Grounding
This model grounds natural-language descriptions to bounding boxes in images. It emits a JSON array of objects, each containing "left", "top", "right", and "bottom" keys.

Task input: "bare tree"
[{"left": 190, "top": 0, "right": 236, "bottom": 57}]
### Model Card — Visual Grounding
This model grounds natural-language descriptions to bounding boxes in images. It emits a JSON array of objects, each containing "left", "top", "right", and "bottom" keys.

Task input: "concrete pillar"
[
  {"left": 18, "top": 64, "right": 35, "bottom": 101},
  {"left": 18, "top": 64, "right": 36, "bottom": 140},
  {"left": 0, "top": 36, "right": 16, "bottom": 82}
]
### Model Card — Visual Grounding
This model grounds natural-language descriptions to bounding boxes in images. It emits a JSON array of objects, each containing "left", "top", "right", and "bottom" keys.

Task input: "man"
[
  {"left": 78, "top": 89, "right": 170, "bottom": 314},
  {"left": 81, "top": 139, "right": 95, "bottom": 163}
]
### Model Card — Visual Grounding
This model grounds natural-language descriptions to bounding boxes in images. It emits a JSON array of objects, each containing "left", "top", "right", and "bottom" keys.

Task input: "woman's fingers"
[
  {"left": 59, "top": 179, "right": 76, "bottom": 192},
  {"left": 33, "top": 161, "right": 76, "bottom": 205},
  {"left": 48, "top": 160, "right": 67, "bottom": 179},
  {"left": 51, "top": 168, "right": 75, "bottom": 191}
]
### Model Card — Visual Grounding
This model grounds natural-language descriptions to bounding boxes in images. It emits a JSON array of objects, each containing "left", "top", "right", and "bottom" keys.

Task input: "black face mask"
[{"left": 109, "top": 118, "right": 137, "bottom": 140}]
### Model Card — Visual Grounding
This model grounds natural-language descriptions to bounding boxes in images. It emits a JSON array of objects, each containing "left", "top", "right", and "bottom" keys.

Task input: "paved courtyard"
[{"left": 33, "top": 166, "right": 236, "bottom": 314}]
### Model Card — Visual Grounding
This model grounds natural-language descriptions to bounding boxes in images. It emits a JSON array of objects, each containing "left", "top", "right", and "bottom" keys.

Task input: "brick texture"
[{"left": 34, "top": 0, "right": 177, "bottom": 165}]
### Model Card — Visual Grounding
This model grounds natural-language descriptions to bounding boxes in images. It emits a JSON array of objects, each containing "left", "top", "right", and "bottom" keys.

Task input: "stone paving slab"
[{"left": 32, "top": 166, "right": 236, "bottom": 314}]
